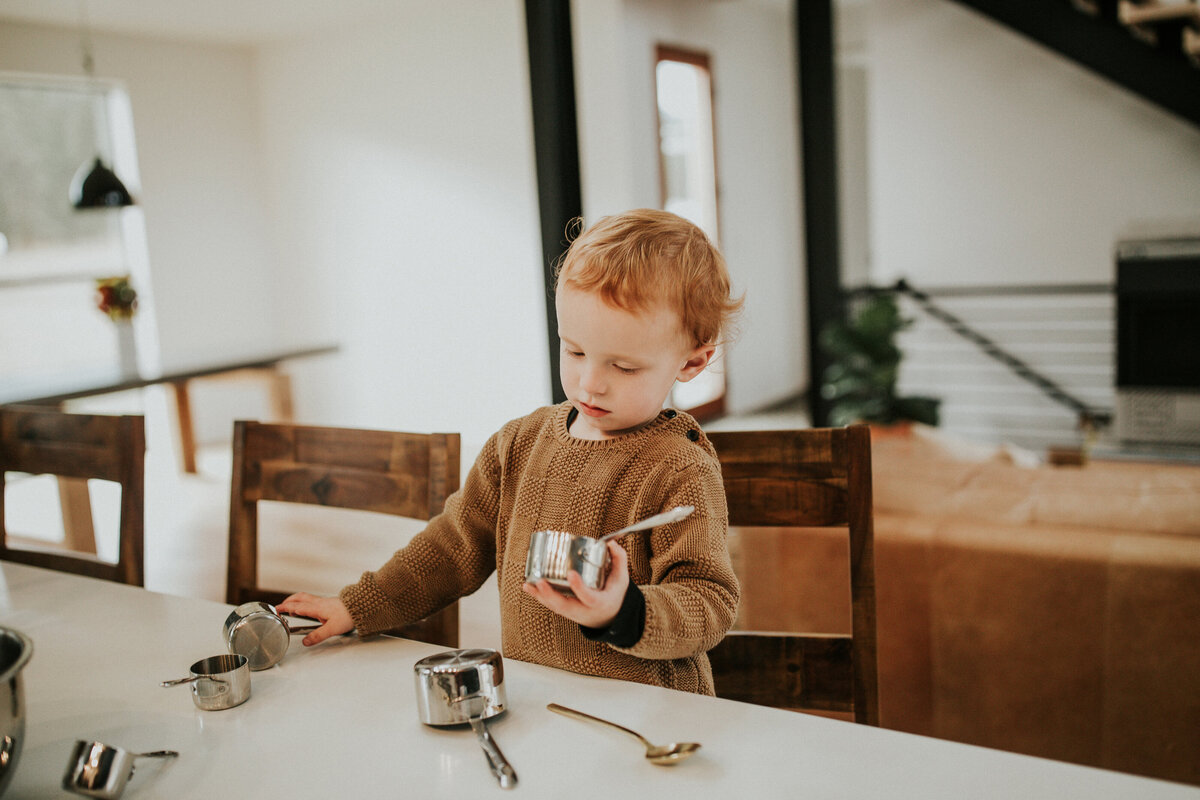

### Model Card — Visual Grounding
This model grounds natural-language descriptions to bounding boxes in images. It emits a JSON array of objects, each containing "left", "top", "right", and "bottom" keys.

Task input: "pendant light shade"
[
  {"left": 70, "top": 0, "right": 135, "bottom": 210},
  {"left": 71, "top": 156, "right": 135, "bottom": 209}
]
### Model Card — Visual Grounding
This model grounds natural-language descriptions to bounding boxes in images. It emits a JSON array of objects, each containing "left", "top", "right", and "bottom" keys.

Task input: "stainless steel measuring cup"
[
  {"left": 414, "top": 649, "right": 516, "bottom": 789},
  {"left": 222, "top": 601, "right": 321, "bottom": 670},
  {"left": 525, "top": 505, "right": 695, "bottom": 593},
  {"left": 160, "top": 654, "right": 251, "bottom": 710},
  {"left": 62, "top": 740, "right": 178, "bottom": 799}
]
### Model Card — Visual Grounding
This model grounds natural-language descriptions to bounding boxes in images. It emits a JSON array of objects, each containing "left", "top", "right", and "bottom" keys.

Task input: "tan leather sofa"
[{"left": 730, "top": 426, "right": 1200, "bottom": 786}]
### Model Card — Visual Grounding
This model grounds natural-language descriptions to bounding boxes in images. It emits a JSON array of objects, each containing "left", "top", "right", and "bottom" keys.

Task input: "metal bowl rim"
[{"left": 0, "top": 626, "right": 34, "bottom": 682}]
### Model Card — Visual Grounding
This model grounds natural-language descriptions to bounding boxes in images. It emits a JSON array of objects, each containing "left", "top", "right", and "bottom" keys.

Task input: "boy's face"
[{"left": 556, "top": 284, "right": 713, "bottom": 440}]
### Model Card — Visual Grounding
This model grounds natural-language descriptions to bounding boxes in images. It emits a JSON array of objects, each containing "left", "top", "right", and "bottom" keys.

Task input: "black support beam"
[
  {"left": 951, "top": 0, "right": 1200, "bottom": 128},
  {"left": 525, "top": 0, "right": 582, "bottom": 404},
  {"left": 796, "top": 0, "right": 843, "bottom": 428}
]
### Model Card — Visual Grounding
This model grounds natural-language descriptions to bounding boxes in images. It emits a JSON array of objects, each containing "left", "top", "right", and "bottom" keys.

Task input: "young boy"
[{"left": 278, "top": 209, "right": 742, "bottom": 695}]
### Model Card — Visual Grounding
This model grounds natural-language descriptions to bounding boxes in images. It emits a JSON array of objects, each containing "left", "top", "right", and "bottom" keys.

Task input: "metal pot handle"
[
  {"left": 160, "top": 675, "right": 227, "bottom": 688},
  {"left": 469, "top": 716, "right": 517, "bottom": 790}
]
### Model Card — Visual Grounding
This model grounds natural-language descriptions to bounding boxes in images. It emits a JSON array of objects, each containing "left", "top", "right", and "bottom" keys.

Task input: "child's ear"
[{"left": 677, "top": 345, "right": 716, "bottom": 382}]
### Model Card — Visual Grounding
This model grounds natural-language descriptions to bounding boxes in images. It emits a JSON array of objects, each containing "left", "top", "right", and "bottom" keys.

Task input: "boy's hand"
[
  {"left": 522, "top": 541, "right": 630, "bottom": 629},
  {"left": 275, "top": 592, "right": 355, "bottom": 646}
]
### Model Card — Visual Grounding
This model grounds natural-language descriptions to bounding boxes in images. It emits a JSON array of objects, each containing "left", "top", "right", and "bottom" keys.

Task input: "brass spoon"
[{"left": 547, "top": 703, "right": 701, "bottom": 765}]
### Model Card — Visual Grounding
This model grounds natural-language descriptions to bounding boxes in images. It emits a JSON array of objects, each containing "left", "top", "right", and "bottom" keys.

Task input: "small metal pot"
[
  {"left": 62, "top": 740, "right": 178, "bottom": 799},
  {"left": 222, "top": 601, "right": 321, "bottom": 671},
  {"left": 160, "top": 654, "right": 251, "bottom": 711},
  {"left": 414, "top": 648, "right": 507, "bottom": 726},
  {"left": 524, "top": 506, "right": 695, "bottom": 594},
  {"left": 0, "top": 626, "right": 33, "bottom": 796},
  {"left": 414, "top": 649, "right": 516, "bottom": 789},
  {"left": 524, "top": 529, "right": 610, "bottom": 593}
]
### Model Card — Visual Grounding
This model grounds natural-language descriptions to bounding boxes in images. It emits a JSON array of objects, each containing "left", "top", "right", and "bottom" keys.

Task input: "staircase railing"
[{"left": 853, "top": 279, "right": 1114, "bottom": 433}]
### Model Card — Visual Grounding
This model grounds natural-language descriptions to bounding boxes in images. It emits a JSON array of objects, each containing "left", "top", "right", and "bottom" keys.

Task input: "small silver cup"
[{"left": 62, "top": 740, "right": 177, "bottom": 799}]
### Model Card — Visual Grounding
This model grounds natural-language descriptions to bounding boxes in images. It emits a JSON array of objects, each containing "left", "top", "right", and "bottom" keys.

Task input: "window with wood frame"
[{"left": 655, "top": 45, "right": 726, "bottom": 419}]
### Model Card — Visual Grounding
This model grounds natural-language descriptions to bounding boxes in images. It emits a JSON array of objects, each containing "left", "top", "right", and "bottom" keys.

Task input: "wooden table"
[
  {"left": 1, "top": 346, "right": 335, "bottom": 553},
  {"left": 2, "top": 562, "right": 1197, "bottom": 799},
  {"left": 0, "top": 344, "right": 337, "bottom": 473}
]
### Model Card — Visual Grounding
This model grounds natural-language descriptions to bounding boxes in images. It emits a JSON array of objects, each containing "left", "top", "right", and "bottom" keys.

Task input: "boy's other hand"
[
  {"left": 522, "top": 541, "right": 629, "bottom": 629},
  {"left": 275, "top": 592, "right": 355, "bottom": 646}
]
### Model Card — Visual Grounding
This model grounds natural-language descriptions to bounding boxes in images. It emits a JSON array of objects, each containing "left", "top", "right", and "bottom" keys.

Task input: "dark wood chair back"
[
  {"left": 0, "top": 405, "right": 145, "bottom": 586},
  {"left": 706, "top": 424, "right": 878, "bottom": 725},
  {"left": 227, "top": 420, "right": 461, "bottom": 648}
]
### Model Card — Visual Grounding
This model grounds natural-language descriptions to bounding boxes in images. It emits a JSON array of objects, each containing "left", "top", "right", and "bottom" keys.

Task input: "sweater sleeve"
[
  {"left": 339, "top": 430, "right": 503, "bottom": 636},
  {"left": 609, "top": 459, "right": 740, "bottom": 661}
]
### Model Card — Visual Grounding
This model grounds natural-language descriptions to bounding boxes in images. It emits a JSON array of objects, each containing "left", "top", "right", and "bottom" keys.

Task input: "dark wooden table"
[{"left": 2, "top": 344, "right": 337, "bottom": 473}]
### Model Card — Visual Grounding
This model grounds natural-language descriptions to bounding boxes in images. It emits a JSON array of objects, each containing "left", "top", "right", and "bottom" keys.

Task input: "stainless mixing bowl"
[{"left": 0, "top": 626, "right": 34, "bottom": 797}]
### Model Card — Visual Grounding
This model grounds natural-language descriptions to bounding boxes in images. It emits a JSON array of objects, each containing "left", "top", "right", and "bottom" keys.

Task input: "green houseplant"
[{"left": 819, "top": 291, "right": 940, "bottom": 428}]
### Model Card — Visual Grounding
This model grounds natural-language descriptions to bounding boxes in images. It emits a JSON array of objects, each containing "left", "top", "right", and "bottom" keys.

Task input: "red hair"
[{"left": 555, "top": 209, "right": 742, "bottom": 347}]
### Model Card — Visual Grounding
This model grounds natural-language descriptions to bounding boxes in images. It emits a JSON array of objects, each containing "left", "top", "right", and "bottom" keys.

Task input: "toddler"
[{"left": 278, "top": 208, "right": 742, "bottom": 694}]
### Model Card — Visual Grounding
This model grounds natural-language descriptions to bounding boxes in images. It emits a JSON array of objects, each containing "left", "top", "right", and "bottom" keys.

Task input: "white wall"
[
  {"left": 0, "top": 22, "right": 279, "bottom": 370},
  {"left": 0, "top": 20, "right": 277, "bottom": 398},
  {"left": 1, "top": 4, "right": 550, "bottom": 449},
  {"left": 252, "top": 1, "right": 549, "bottom": 445},
  {"left": 572, "top": 0, "right": 808, "bottom": 415},
  {"left": 862, "top": 0, "right": 1200, "bottom": 288}
]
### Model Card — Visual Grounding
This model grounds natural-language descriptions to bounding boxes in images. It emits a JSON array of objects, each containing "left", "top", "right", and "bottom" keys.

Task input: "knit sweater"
[{"left": 339, "top": 402, "right": 740, "bottom": 695}]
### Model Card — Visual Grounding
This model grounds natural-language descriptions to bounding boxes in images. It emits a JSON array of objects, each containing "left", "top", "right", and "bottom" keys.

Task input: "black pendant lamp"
[
  {"left": 71, "top": 156, "right": 134, "bottom": 208},
  {"left": 71, "top": 0, "right": 135, "bottom": 210}
]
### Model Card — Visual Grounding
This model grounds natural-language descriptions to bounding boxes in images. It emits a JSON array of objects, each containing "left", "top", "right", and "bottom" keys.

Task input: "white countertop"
[{"left": 2, "top": 562, "right": 1197, "bottom": 799}]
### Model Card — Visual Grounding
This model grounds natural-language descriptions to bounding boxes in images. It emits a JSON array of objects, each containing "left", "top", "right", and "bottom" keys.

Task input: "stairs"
[{"left": 949, "top": 0, "right": 1200, "bottom": 127}]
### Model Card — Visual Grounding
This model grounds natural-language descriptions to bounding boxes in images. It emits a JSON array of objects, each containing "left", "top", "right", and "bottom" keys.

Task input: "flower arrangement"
[{"left": 95, "top": 276, "right": 138, "bottom": 321}]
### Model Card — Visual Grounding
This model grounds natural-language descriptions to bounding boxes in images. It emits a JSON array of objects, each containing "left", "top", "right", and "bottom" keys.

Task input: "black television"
[{"left": 1114, "top": 238, "right": 1200, "bottom": 446}]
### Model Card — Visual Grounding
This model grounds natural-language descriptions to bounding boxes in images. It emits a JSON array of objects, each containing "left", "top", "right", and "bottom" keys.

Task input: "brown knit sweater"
[{"left": 339, "top": 402, "right": 740, "bottom": 694}]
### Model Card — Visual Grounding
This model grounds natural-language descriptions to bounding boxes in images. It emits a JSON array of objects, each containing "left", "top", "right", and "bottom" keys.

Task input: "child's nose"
[{"left": 580, "top": 363, "right": 606, "bottom": 395}]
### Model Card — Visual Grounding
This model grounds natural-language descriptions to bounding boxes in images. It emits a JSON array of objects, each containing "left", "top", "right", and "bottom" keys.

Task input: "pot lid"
[{"left": 414, "top": 648, "right": 500, "bottom": 674}]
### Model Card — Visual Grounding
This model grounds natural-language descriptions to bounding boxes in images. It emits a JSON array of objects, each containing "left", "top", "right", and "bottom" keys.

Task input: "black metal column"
[
  {"left": 525, "top": 0, "right": 582, "bottom": 404},
  {"left": 796, "top": 0, "right": 842, "bottom": 427}
]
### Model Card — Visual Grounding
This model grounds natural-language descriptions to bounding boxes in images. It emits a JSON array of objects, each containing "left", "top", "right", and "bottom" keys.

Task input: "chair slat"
[
  {"left": 1, "top": 441, "right": 125, "bottom": 483},
  {"left": 723, "top": 476, "right": 847, "bottom": 527},
  {"left": 707, "top": 632, "right": 854, "bottom": 711},
  {"left": 256, "top": 462, "right": 428, "bottom": 518}
]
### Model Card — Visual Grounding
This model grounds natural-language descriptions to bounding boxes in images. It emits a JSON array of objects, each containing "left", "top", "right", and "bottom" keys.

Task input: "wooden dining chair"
[
  {"left": 706, "top": 424, "right": 879, "bottom": 725},
  {"left": 0, "top": 405, "right": 146, "bottom": 586},
  {"left": 226, "top": 420, "right": 462, "bottom": 648}
]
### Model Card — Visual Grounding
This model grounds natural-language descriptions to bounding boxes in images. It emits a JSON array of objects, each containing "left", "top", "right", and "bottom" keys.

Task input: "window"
[
  {"left": 0, "top": 74, "right": 150, "bottom": 394},
  {"left": 655, "top": 46, "right": 725, "bottom": 418}
]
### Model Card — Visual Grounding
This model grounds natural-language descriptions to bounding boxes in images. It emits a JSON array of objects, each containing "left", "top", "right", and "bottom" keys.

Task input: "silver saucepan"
[
  {"left": 524, "top": 505, "right": 695, "bottom": 593},
  {"left": 62, "top": 740, "right": 178, "bottom": 799},
  {"left": 160, "top": 654, "right": 251, "bottom": 711},
  {"left": 414, "top": 648, "right": 516, "bottom": 789},
  {"left": 0, "top": 626, "right": 33, "bottom": 796},
  {"left": 222, "top": 601, "right": 321, "bottom": 671}
]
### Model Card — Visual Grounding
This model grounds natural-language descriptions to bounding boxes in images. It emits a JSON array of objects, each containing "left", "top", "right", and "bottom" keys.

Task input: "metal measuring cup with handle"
[
  {"left": 62, "top": 740, "right": 178, "bottom": 799},
  {"left": 414, "top": 648, "right": 517, "bottom": 789},
  {"left": 222, "top": 601, "right": 322, "bottom": 670},
  {"left": 525, "top": 505, "right": 695, "bottom": 593},
  {"left": 160, "top": 654, "right": 251, "bottom": 710}
]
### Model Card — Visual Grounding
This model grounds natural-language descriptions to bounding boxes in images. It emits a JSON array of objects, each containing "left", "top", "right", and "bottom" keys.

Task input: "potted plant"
[{"left": 819, "top": 290, "right": 940, "bottom": 431}]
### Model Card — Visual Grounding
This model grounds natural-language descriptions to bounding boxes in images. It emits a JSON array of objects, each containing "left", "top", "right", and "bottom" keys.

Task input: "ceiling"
[
  {"left": 0, "top": 0, "right": 396, "bottom": 45},
  {"left": 0, "top": 1, "right": 793, "bottom": 46}
]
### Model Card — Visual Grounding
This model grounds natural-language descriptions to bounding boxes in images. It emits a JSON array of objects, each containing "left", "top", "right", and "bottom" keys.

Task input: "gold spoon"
[{"left": 547, "top": 703, "right": 701, "bottom": 765}]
